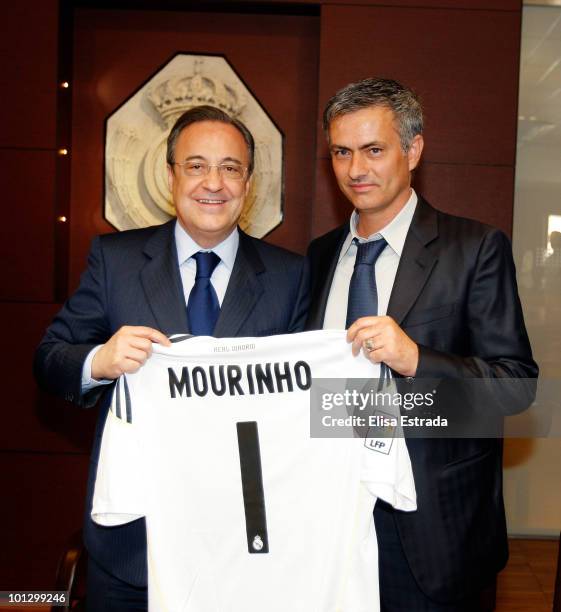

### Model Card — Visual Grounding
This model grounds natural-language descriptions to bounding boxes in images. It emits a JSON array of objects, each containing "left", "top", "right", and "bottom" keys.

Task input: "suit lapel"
[
  {"left": 387, "top": 198, "right": 439, "bottom": 325},
  {"left": 306, "top": 224, "right": 349, "bottom": 329},
  {"left": 140, "top": 220, "right": 190, "bottom": 334},
  {"left": 214, "top": 230, "right": 264, "bottom": 337}
]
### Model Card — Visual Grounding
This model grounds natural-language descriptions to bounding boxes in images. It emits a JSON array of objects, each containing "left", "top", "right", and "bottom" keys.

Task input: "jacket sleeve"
[
  {"left": 287, "top": 258, "right": 311, "bottom": 333},
  {"left": 33, "top": 237, "right": 113, "bottom": 408},
  {"left": 414, "top": 228, "right": 538, "bottom": 414}
]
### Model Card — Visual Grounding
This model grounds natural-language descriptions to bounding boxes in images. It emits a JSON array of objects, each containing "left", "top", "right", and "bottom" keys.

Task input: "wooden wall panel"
[
  {"left": 235, "top": 0, "right": 520, "bottom": 10},
  {"left": 0, "top": 452, "right": 89, "bottom": 590},
  {"left": 312, "top": 158, "right": 352, "bottom": 236},
  {"left": 314, "top": 3, "right": 521, "bottom": 237},
  {"left": 415, "top": 162, "right": 515, "bottom": 235},
  {"left": 0, "top": 151, "right": 57, "bottom": 302},
  {"left": 319, "top": 0, "right": 520, "bottom": 8},
  {"left": 69, "top": 8, "right": 320, "bottom": 290},
  {"left": 313, "top": 158, "right": 515, "bottom": 238},
  {"left": 0, "top": 0, "right": 59, "bottom": 149},
  {"left": 317, "top": 5, "right": 521, "bottom": 167},
  {"left": 1, "top": 1, "right": 63, "bottom": 595},
  {"left": 0, "top": 303, "right": 97, "bottom": 454}
]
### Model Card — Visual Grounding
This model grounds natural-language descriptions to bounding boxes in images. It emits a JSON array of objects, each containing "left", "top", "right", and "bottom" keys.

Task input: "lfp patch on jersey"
[{"left": 364, "top": 410, "right": 397, "bottom": 455}]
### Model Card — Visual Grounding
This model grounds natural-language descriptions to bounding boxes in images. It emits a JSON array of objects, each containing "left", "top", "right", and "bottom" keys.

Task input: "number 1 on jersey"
[{"left": 236, "top": 421, "right": 269, "bottom": 554}]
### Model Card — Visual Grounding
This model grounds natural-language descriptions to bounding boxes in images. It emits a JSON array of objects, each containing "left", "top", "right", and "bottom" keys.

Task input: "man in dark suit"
[
  {"left": 306, "top": 78, "right": 537, "bottom": 611},
  {"left": 34, "top": 105, "right": 308, "bottom": 611}
]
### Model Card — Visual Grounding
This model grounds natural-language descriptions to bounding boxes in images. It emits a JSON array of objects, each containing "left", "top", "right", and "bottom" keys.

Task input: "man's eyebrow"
[
  {"left": 359, "top": 141, "right": 385, "bottom": 150},
  {"left": 179, "top": 155, "right": 244, "bottom": 165},
  {"left": 181, "top": 155, "right": 207, "bottom": 162},
  {"left": 220, "top": 156, "right": 244, "bottom": 165},
  {"left": 329, "top": 141, "right": 386, "bottom": 152}
]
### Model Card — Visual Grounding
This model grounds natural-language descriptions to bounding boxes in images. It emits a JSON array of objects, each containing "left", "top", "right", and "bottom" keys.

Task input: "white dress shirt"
[
  {"left": 323, "top": 190, "right": 418, "bottom": 330},
  {"left": 81, "top": 223, "right": 239, "bottom": 391},
  {"left": 174, "top": 221, "right": 239, "bottom": 307}
]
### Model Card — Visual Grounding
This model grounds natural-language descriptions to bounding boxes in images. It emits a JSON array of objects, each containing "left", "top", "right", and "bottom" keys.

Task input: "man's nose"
[
  {"left": 201, "top": 165, "right": 224, "bottom": 190},
  {"left": 348, "top": 153, "right": 369, "bottom": 180}
]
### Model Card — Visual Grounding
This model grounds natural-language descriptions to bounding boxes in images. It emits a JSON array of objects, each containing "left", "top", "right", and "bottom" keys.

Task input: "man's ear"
[
  {"left": 407, "top": 134, "right": 424, "bottom": 172},
  {"left": 243, "top": 174, "right": 252, "bottom": 198},
  {"left": 167, "top": 164, "right": 175, "bottom": 192}
]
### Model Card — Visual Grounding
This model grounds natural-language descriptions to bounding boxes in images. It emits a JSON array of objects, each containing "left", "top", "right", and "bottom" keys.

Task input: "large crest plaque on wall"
[{"left": 105, "top": 53, "right": 283, "bottom": 237}]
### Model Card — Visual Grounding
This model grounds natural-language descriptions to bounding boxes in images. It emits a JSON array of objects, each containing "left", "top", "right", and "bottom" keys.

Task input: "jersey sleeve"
[
  {"left": 91, "top": 375, "right": 147, "bottom": 526},
  {"left": 360, "top": 433, "right": 417, "bottom": 512}
]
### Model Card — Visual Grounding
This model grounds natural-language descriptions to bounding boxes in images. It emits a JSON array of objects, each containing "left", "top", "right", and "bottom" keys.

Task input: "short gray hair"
[
  {"left": 323, "top": 77, "right": 423, "bottom": 151},
  {"left": 166, "top": 105, "right": 255, "bottom": 176}
]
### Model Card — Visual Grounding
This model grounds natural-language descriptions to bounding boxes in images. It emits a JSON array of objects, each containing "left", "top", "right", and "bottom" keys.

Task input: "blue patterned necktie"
[
  {"left": 187, "top": 251, "right": 221, "bottom": 335},
  {"left": 345, "top": 238, "right": 388, "bottom": 329}
]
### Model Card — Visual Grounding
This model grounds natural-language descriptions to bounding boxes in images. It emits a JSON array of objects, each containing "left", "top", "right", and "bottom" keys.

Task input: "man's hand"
[
  {"left": 347, "top": 316, "right": 419, "bottom": 377},
  {"left": 92, "top": 326, "right": 172, "bottom": 380}
]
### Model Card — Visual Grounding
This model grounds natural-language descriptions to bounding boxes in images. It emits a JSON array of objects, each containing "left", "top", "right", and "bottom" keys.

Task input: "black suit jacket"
[
  {"left": 34, "top": 220, "right": 309, "bottom": 586},
  {"left": 305, "top": 198, "right": 538, "bottom": 603}
]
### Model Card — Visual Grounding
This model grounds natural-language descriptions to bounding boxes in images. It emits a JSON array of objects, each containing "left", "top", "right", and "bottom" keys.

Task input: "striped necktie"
[
  {"left": 187, "top": 251, "right": 221, "bottom": 335},
  {"left": 345, "top": 238, "right": 387, "bottom": 328}
]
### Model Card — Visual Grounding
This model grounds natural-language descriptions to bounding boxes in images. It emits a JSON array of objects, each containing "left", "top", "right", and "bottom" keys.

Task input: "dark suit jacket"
[
  {"left": 34, "top": 219, "right": 309, "bottom": 587},
  {"left": 305, "top": 198, "right": 538, "bottom": 603}
]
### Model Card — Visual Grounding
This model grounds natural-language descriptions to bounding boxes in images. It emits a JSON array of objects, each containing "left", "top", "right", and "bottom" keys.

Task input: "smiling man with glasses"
[
  {"left": 166, "top": 108, "right": 252, "bottom": 250},
  {"left": 34, "top": 105, "right": 309, "bottom": 611}
]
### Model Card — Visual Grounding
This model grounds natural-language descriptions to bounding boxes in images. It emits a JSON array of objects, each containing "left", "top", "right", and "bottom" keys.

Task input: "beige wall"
[{"left": 506, "top": 4, "right": 561, "bottom": 537}]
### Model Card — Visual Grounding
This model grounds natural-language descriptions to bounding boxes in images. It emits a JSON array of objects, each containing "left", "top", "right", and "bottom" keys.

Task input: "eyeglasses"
[{"left": 173, "top": 161, "right": 247, "bottom": 181}]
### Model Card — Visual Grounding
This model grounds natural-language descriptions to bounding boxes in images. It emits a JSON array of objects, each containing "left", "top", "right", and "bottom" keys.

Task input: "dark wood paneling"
[
  {"left": 0, "top": 0, "right": 59, "bottom": 149},
  {"left": 317, "top": 5, "right": 521, "bottom": 167},
  {"left": 0, "top": 303, "right": 97, "bottom": 453},
  {"left": 0, "top": 151, "right": 57, "bottom": 302},
  {"left": 416, "top": 161, "right": 515, "bottom": 236},
  {"left": 0, "top": 452, "right": 89, "bottom": 590},
  {"left": 69, "top": 8, "right": 319, "bottom": 289},
  {"left": 312, "top": 158, "right": 353, "bottom": 237},
  {"left": 206, "top": 0, "right": 519, "bottom": 10},
  {"left": 319, "top": 0, "right": 520, "bottom": 8},
  {"left": 312, "top": 157, "right": 515, "bottom": 238}
]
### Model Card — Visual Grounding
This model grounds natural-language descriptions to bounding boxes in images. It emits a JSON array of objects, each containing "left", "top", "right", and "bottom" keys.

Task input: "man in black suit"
[
  {"left": 34, "top": 105, "right": 308, "bottom": 611},
  {"left": 306, "top": 78, "right": 537, "bottom": 611}
]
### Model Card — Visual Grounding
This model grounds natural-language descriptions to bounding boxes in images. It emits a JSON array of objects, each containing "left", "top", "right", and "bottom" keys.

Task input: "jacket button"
[{"left": 405, "top": 377, "right": 414, "bottom": 384}]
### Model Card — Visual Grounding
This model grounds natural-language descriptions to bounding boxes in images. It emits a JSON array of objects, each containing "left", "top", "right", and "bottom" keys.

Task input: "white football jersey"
[{"left": 92, "top": 330, "right": 416, "bottom": 612}]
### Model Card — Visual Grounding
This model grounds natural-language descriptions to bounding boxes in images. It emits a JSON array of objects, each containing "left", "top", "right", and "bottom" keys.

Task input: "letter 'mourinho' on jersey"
[
  {"left": 273, "top": 361, "right": 293, "bottom": 392},
  {"left": 191, "top": 366, "right": 208, "bottom": 396},
  {"left": 294, "top": 360, "right": 312, "bottom": 390},
  {"left": 168, "top": 367, "right": 191, "bottom": 398},
  {"left": 255, "top": 362, "right": 274, "bottom": 394},
  {"left": 227, "top": 365, "right": 244, "bottom": 395},
  {"left": 209, "top": 366, "right": 227, "bottom": 396}
]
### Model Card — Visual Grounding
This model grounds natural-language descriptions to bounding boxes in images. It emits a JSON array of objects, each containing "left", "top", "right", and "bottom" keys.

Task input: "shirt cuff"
[{"left": 81, "top": 345, "right": 113, "bottom": 392}]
